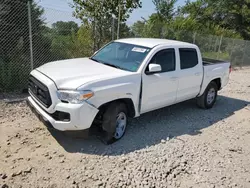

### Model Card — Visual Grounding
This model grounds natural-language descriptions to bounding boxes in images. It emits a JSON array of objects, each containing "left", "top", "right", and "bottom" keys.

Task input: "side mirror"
[{"left": 146, "top": 64, "right": 162, "bottom": 74}]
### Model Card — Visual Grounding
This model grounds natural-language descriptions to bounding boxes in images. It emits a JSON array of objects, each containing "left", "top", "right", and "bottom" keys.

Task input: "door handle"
[
  {"left": 195, "top": 72, "right": 201, "bottom": 76},
  {"left": 170, "top": 77, "right": 178, "bottom": 81}
]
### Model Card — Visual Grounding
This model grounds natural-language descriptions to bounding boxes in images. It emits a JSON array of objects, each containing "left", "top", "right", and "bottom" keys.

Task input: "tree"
[
  {"left": 50, "top": 23, "right": 93, "bottom": 59},
  {"left": 143, "top": 13, "right": 166, "bottom": 38},
  {"left": 181, "top": 0, "right": 250, "bottom": 40},
  {"left": 153, "top": 0, "right": 177, "bottom": 22},
  {"left": 0, "top": 0, "right": 29, "bottom": 62},
  {"left": 72, "top": 0, "right": 142, "bottom": 23},
  {"left": 30, "top": 2, "right": 53, "bottom": 68},
  {"left": 216, "top": 0, "right": 250, "bottom": 40},
  {"left": 52, "top": 21, "right": 79, "bottom": 36},
  {"left": 72, "top": 0, "right": 142, "bottom": 51},
  {"left": 136, "top": 0, "right": 177, "bottom": 39},
  {"left": 0, "top": 0, "right": 51, "bottom": 91},
  {"left": 112, "top": 19, "right": 134, "bottom": 39},
  {"left": 131, "top": 20, "right": 146, "bottom": 37}
]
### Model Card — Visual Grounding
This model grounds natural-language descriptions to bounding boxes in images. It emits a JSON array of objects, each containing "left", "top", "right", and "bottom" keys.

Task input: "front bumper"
[{"left": 27, "top": 96, "right": 99, "bottom": 131}]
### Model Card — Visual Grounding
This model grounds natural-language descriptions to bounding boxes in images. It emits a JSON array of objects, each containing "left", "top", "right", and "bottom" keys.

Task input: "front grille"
[{"left": 28, "top": 76, "right": 52, "bottom": 108}]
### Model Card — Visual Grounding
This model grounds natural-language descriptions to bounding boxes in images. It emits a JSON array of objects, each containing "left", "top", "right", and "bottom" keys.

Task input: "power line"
[
  {"left": 42, "top": 5, "right": 74, "bottom": 13},
  {"left": 35, "top": 0, "right": 74, "bottom": 12}
]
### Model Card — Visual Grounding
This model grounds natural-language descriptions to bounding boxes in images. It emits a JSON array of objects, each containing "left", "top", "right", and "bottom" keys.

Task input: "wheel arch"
[
  {"left": 199, "top": 77, "right": 222, "bottom": 97},
  {"left": 212, "top": 78, "right": 222, "bottom": 90},
  {"left": 97, "top": 98, "right": 136, "bottom": 118}
]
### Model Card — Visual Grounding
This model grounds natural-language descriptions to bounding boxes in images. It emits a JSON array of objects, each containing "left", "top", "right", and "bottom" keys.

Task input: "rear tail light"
[{"left": 229, "top": 65, "right": 232, "bottom": 74}]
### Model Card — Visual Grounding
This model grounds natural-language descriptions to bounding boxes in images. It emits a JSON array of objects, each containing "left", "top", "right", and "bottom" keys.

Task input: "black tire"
[
  {"left": 197, "top": 81, "right": 218, "bottom": 109},
  {"left": 101, "top": 102, "right": 128, "bottom": 145}
]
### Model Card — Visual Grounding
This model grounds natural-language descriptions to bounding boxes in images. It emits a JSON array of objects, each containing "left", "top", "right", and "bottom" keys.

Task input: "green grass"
[{"left": 202, "top": 52, "right": 230, "bottom": 61}]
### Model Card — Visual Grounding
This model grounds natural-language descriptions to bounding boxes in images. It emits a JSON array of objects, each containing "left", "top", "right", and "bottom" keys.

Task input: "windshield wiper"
[
  {"left": 89, "top": 57, "right": 100, "bottom": 63},
  {"left": 102, "top": 63, "right": 128, "bottom": 71},
  {"left": 102, "top": 63, "right": 120, "bottom": 69},
  {"left": 91, "top": 58, "right": 127, "bottom": 71}
]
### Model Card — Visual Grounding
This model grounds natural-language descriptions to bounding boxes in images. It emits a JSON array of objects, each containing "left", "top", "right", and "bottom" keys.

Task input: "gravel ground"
[{"left": 1, "top": 68, "right": 250, "bottom": 188}]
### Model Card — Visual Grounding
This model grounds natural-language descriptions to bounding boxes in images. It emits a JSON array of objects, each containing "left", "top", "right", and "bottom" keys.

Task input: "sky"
[{"left": 37, "top": 0, "right": 187, "bottom": 26}]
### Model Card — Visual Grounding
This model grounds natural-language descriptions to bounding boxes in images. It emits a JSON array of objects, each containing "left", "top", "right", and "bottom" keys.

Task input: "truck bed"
[
  {"left": 201, "top": 58, "right": 230, "bottom": 94},
  {"left": 202, "top": 58, "right": 227, "bottom": 66}
]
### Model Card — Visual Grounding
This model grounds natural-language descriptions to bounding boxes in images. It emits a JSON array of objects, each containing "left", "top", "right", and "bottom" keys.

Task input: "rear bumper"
[{"left": 27, "top": 96, "right": 99, "bottom": 131}]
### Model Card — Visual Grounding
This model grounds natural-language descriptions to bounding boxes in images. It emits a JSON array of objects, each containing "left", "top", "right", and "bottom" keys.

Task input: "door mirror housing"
[{"left": 146, "top": 64, "right": 162, "bottom": 74}]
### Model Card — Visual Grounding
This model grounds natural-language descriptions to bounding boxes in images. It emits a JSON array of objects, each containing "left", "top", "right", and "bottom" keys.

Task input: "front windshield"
[{"left": 91, "top": 42, "right": 151, "bottom": 72}]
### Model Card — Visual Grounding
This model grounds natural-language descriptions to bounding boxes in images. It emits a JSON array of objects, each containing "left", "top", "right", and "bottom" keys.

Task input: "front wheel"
[
  {"left": 101, "top": 102, "right": 128, "bottom": 144},
  {"left": 197, "top": 81, "right": 218, "bottom": 109}
]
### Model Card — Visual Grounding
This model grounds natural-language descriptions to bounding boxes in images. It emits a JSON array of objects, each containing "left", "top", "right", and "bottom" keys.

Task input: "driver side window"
[{"left": 146, "top": 49, "right": 176, "bottom": 73}]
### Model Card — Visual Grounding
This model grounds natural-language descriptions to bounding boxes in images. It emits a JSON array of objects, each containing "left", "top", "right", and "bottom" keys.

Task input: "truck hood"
[{"left": 36, "top": 58, "right": 131, "bottom": 90}]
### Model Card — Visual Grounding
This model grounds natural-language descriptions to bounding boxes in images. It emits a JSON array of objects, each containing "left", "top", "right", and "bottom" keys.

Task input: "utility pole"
[
  {"left": 112, "top": 14, "right": 115, "bottom": 41},
  {"left": 117, "top": 1, "right": 121, "bottom": 39},
  {"left": 93, "top": 1, "right": 97, "bottom": 52},
  {"left": 217, "top": 35, "right": 223, "bottom": 60},
  {"left": 193, "top": 32, "right": 197, "bottom": 44},
  {"left": 27, "top": 0, "right": 34, "bottom": 70}
]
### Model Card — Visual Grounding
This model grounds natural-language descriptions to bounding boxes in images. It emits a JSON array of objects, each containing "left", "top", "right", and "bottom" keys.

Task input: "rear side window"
[
  {"left": 179, "top": 48, "right": 198, "bottom": 69},
  {"left": 148, "top": 49, "right": 176, "bottom": 73}
]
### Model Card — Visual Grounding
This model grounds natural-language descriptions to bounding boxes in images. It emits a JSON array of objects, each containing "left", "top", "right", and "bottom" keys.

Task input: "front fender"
[{"left": 86, "top": 77, "right": 141, "bottom": 117}]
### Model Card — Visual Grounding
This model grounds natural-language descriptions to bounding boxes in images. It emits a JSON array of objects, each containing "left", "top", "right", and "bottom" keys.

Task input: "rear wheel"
[
  {"left": 197, "top": 81, "right": 218, "bottom": 109},
  {"left": 101, "top": 102, "right": 128, "bottom": 144}
]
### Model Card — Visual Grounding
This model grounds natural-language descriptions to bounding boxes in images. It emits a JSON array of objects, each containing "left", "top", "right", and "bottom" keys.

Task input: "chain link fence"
[
  {"left": 1, "top": 0, "right": 250, "bottom": 92},
  {"left": 159, "top": 29, "right": 250, "bottom": 67},
  {"left": 190, "top": 33, "right": 250, "bottom": 67},
  {"left": 0, "top": 0, "right": 84, "bottom": 92},
  {"left": 1, "top": 0, "right": 32, "bottom": 92}
]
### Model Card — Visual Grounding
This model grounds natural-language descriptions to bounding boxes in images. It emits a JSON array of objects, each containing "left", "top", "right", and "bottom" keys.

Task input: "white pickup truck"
[{"left": 27, "top": 38, "right": 231, "bottom": 144}]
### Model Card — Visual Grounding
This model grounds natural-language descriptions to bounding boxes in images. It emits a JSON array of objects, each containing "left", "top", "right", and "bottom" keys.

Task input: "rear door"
[
  {"left": 140, "top": 48, "right": 179, "bottom": 113},
  {"left": 176, "top": 48, "right": 203, "bottom": 102}
]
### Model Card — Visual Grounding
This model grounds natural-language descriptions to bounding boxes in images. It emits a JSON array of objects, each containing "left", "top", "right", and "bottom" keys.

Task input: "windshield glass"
[{"left": 91, "top": 42, "right": 151, "bottom": 72}]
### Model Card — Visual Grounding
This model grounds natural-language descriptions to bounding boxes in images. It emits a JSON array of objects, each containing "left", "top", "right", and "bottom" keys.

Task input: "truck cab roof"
[{"left": 115, "top": 38, "right": 197, "bottom": 48}]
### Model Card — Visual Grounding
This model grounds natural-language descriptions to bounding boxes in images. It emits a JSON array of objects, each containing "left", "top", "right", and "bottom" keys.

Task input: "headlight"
[{"left": 57, "top": 90, "right": 94, "bottom": 104}]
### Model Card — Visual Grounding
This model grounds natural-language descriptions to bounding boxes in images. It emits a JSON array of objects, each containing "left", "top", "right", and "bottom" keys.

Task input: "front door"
[{"left": 140, "top": 48, "right": 179, "bottom": 113}]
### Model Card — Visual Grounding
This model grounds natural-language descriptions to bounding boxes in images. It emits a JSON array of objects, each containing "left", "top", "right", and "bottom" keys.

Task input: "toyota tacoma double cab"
[{"left": 27, "top": 38, "right": 231, "bottom": 144}]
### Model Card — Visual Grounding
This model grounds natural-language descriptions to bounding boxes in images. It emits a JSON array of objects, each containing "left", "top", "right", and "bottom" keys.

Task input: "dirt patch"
[{"left": 1, "top": 69, "right": 250, "bottom": 188}]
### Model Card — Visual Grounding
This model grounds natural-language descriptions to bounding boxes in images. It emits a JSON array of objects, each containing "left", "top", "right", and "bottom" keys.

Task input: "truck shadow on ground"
[{"left": 48, "top": 95, "right": 249, "bottom": 156}]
